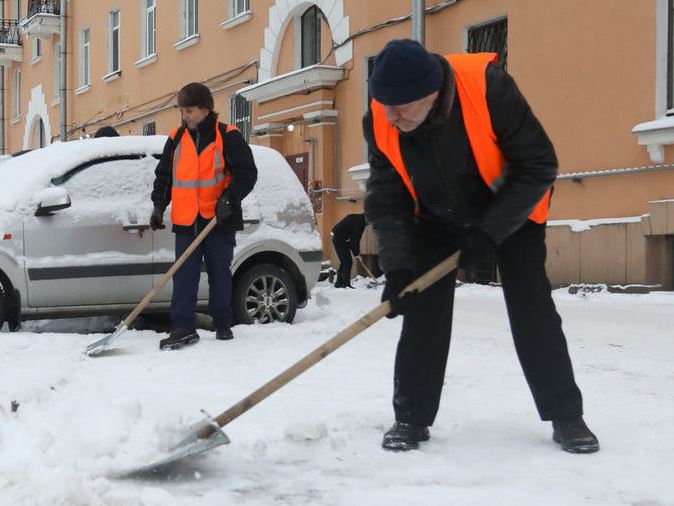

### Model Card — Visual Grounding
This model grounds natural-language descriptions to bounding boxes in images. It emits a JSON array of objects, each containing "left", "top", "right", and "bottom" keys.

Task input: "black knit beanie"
[
  {"left": 369, "top": 39, "right": 443, "bottom": 106},
  {"left": 177, "top": 82, "right": 214, "bottom": 110}
]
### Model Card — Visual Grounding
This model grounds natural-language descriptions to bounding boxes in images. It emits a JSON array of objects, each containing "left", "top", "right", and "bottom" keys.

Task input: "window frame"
[
  {"left": 230, "top": 0, "right": 249, "bottom": 18},
  {"left": 300, "top": 5, "right": 321, "bottom": 68},
  {"left": 465, "top": 15, "right": 508, "bottom": 70},
  {"left": 180, "top": 0, "right": 198, "bottom": 40},
  {"left": 230, "top": 94, "right": 251, "bottom": 142},
  {"left": 108, "top": 9, "right": 121, "bottom": 74},
  {"left": 142, "top": 0, "right": 157, "bottom": 58},
  {"left": 30, "top": 38, "right": 41, "bottom": 62},
  {"left": 53, "top": 42, "right": 61, "bottom": 100},
  {"left": 142, "top": 121, "right": 156, "bottom": 136},
  {"left": 12, "top": 68, "right": 21, "bottom": 119},
  {"left": 80, "top": 27, "right": 91, "bottom": 87}
]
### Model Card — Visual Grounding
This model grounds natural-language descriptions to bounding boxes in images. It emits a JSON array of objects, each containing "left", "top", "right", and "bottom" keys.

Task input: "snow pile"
[{"left": 2, "top": 282, "right": 673, "bottom": 505}]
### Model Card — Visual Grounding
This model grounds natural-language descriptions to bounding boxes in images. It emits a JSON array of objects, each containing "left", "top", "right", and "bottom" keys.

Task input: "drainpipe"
[
  {"left": 59, "top": 0, "right": 67, "bottom": 141},
  {"left": 1, "top": 0, "right": 5, "bottom": 154},
  {"left": 1, "top": 65, "right": 5, "bottom": 154},
  {"left": 412, "top": 0, "right": 425, "bottom": 46},
  {"left": 303, "top": 136, "right": 317, "bottom": 182}
]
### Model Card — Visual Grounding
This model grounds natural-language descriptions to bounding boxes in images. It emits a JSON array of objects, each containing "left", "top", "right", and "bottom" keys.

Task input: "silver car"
[{"left": 0, "top": 136, "right": 323, "bottom": 331}]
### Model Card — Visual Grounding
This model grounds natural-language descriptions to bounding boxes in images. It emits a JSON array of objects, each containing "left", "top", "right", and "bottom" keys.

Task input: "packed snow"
[{"left": 1, "top": 279, "right": 672, "bottom": 506}]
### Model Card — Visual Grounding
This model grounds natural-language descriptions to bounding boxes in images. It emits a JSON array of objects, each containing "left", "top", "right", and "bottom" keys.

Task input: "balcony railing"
[
  {"left": 27, "top": 0, "right": 60, "bottom": 18},
  {"left": 0, "top": 19, "right": 21, "bottom": 45}
]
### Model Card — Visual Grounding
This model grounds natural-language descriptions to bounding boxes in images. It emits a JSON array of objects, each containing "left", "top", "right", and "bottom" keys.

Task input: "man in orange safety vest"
[{"left": 364, "top": 39, "right": 598, "bottom": 454}]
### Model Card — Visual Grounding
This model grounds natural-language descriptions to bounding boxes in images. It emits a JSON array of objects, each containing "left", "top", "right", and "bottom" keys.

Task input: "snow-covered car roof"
[
  {"left": 0, "top": 136, "right": 167, "bottom": 213},
  {"left": 0, "top": 137, "right": 321, "bottom": 252}
]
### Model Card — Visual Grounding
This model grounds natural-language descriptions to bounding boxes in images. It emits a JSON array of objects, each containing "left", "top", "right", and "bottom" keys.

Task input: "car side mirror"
[{"left": 34, "top": 187, "right": 72, "bottom": 216}]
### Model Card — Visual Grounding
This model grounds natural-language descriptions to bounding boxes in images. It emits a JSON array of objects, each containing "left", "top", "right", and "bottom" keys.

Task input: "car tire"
[
  {"left": 0, "top": 291, "right": 6, "bottom": 330},
  {"left": 233, "top": 263, "right": 297, "bottom": 324}
]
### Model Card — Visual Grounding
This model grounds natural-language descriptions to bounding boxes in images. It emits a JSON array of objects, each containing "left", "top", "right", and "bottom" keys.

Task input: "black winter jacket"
[
  {"left": 363, "top": 56, "right": 557, "bottom": 274},
  {"left": 332, "top": 213, "right": 367, "bottom": 256},
  {"left": 151, "top": 112, "right": 258, "bottom": 235}
]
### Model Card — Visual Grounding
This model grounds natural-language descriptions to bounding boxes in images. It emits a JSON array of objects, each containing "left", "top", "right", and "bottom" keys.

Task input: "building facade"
[{"left": 1, "top": 0, "right": 672, "bottom": 288}]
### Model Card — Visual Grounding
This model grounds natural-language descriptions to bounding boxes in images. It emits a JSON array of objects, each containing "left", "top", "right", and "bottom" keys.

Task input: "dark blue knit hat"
[{"left": 369, "top": 39, "right": 443, "bottom": 106}]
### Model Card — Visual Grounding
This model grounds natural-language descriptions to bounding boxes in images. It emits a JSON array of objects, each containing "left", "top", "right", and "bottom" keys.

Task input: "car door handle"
[
  {"left": 122, "top": 224, "right": 150, "bottom": 231},
  {"left": 123, "top": 224, "right": 150, "bottom": 237}
]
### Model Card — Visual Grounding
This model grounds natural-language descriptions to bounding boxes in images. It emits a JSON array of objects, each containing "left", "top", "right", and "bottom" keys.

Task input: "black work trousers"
[
  {"left": 393, "top": 220, "right": 583, "bottom": 426},
  {"left": 333, "top": 235, "right": 353, "bottom": 278}
]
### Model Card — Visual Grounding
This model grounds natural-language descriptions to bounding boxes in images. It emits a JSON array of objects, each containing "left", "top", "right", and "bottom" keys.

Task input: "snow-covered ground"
[{"left": 1, "top": 279, "right": 673, "bottom": 506}]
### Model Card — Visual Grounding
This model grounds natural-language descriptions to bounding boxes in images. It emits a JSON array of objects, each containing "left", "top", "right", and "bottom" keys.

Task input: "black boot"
[
  {"left": 215, "top": 326, "right": 233, "bottom": 341},
  {"left": 334, "top": 271, "right": 347, "bottom": 288},
  {"left": 381, "top": 421, "right": 430, "bottom": 452},
  {"left": 552, "top": 417, "right": 600, "bottom": 453},
  {"left": 159, "top": 328, "right": 200, "bottom": 351}
]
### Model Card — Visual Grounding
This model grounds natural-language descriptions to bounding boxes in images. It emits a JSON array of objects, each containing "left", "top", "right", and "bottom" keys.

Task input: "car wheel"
[
  {"left": 233, "top": 263, "right": 297, "bottom": 324},
  {"left": 0, "top": 287, "right": 20, "bottom": 331},
  {"left": 0, "top": 290, "right": 6, "bottom": 329}
]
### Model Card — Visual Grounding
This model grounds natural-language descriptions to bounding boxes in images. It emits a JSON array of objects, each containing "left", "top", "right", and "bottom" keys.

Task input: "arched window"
[
  {"left": 32, "top": 118, "right": 46, "bottom": 148},
  {"left": 301, "top": 5, "right": 321, "bottom": 68}
]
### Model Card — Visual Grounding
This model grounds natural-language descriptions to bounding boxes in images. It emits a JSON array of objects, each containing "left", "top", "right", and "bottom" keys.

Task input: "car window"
[{"left": 59, "top": 157, "right": 157, "bottom": 203}]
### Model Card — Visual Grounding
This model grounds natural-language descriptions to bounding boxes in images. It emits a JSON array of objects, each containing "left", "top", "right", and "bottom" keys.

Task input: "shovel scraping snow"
[
  {"left": 115, "top": 251, "right": 460, "bottom": 477},
  {"left": 85, "top": 218, "right": 218, "bottom": 356}
]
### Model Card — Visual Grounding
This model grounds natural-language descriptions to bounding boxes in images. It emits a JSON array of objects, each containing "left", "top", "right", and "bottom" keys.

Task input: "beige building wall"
[{"left": 2, "top": 0, "right": 672, "bottom": 287}]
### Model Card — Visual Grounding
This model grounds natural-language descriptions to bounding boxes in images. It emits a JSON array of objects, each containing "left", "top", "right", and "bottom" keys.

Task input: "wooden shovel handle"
[
  {"left": 196, "top": 251, "right": 460, "bottom": 439},
  {"left": 123, "top": 218, "right": 218, "bottom": 326}
]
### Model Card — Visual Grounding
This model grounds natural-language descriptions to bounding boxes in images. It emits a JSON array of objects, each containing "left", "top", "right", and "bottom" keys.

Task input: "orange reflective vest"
[
  {"left": 170, "top": 122, "right": 237, "bottom": 226},
  {"left": 371, "top": 52, "right": 551, "bottom": 224}
]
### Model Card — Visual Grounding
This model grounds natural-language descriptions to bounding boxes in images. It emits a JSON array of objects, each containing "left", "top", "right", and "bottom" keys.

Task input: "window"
[
  {"left": 142, "top": 121, "right": 156, "bottom": 135},
  {"left": 301, "top": 6, "right": 321, "bottom": 68},
  {"left": 109, "top": 10, "right": 121, "bottom": 73},
  {"left": 230, "top": 0, "right": 249, "bottom": 17},
  {"left": 53, "top": 42, "right": 62, "bottom": 98},
  {"left": 60, "top": 158, "right": 157, "bottom": 204},
  {"left": 31, "top": 38, "right": 41, "bottom": 61},
  {"left": 142, "top": 0, "right": 156, "bottom": 57},
  {"left": 13, "top": 69, "right": 21, "bottom": 118},
  {"left": 467, "top": 17, "right": 508, "bottom": 70},
  {"left": 230, "top": 94, "right": 251, "bottom": 142},
  {"left": 11, "top": 0, "right": 20, "bottom": 19},
  {"left": 32, "top": 118, "right": 46, "bottom": 148},
  {"left": 180, "top": 0, "right": 198, "bottom": 39},
  {"left": 80, "top": 27, "right": 91, "bottom": 86}
]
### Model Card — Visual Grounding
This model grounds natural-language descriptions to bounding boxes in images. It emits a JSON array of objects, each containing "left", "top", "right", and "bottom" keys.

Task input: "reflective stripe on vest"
[
  {"left": 371, "top": 52, "right": 551, "bottom": 224},
  {"left": 169, "top": 122, "right": 237, "bottom": 226}
]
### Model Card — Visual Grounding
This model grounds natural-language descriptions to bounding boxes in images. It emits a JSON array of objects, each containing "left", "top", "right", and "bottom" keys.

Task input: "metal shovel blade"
[
  {"left": 112, "top": 422, "right": 231, "bottom": 479},
  {"left": 85, "top": 323, "right": 129, "bottom": 356}
]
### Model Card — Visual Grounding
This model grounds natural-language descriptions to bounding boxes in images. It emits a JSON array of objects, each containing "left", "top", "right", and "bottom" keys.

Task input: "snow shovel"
[
  {"left": 84, "top": 217, "right": 218, "bottom": 356},
  {"left": 355, "top": 255, "right": 380, "bottom": 288},
  {"left": 115, "top": 251, "right": 460, "bottom": 478}
]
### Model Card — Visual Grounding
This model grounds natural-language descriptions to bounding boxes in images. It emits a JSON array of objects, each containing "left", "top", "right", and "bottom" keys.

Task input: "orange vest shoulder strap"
[
  {"left": 169, "top": 126, "right": 185, "bottom": 140},
  {"left": 370, "top": 99, "right": 418, "bottom": 205},
  {"left": 445, "top": 53, "right": 502, "bottom": 189},
  {"left": 445, "top": 53, "right": 550, "bottom": 224}
]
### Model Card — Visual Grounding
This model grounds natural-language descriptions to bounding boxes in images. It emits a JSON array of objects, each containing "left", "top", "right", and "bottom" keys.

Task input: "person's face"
[
  {"left": 382, "top": 91, "right": 439, "bottom": 133},
  {"left": 180, "top": 106, "right": 210, "bottom": 129}
]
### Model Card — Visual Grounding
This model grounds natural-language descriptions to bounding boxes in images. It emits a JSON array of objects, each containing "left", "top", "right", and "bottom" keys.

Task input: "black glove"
[
  {"left": 459, "top": 226, "right": 496, "bottom": 269},
  {"left": 216, "top": 190, "right": 233, "bottom": 224},
  {"left": 149, "top": 206, "right": 165, "bottom": 230},
  {"left": 381, "top": 269, "right": 418, "bottom": 319}
]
